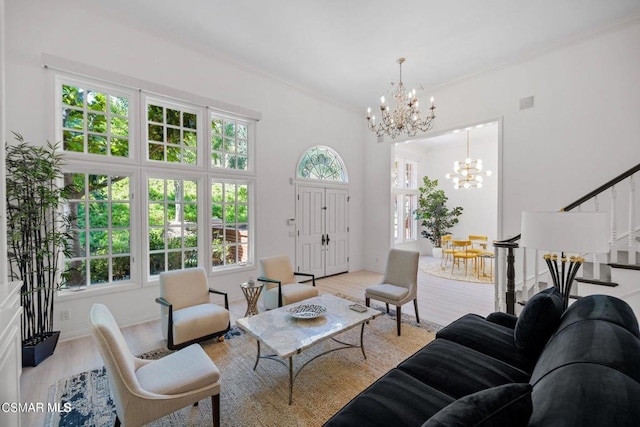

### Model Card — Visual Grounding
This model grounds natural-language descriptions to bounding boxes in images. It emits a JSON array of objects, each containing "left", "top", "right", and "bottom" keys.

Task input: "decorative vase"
[
  {"left": 22, "top": 331, "right": 60, "bottom": 367},
  {"left": 432, "top": 247, "right": 443, "bottom": 259}
]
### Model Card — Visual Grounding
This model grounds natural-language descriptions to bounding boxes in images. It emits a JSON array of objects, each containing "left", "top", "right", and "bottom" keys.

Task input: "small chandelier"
[
  {"left": 366, "top": 57, "right": 436, "bottom": 139},
  {"left": 445, "top": 130, "right": 492, "bottom": 189}
]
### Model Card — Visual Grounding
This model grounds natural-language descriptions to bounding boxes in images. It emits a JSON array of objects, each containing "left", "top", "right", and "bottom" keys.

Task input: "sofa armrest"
[{"left": 486, "top": 312, "right": 518, "bottom": 329}]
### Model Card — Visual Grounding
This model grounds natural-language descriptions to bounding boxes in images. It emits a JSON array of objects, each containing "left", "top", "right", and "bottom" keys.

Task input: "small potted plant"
[
  {"left": 5, "top": 133, "right": 75, "bottom": 366},
  {"left": 414, "top": 176, "right": 463, "bottom": 257}
]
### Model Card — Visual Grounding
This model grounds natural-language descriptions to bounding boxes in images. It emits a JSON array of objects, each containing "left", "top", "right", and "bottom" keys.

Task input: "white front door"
[{"left": 296, "top": 185, "right": 349, "bottom": 278}]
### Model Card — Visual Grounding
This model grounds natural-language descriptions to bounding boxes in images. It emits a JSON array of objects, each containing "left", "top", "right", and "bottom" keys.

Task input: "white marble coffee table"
[{"left": 236, "top": 294, "right": 381, "bottom": 404}]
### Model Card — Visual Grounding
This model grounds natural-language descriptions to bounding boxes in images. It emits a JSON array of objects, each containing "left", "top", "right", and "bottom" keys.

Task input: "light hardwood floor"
[{"left": 20, "top": 256, "right": 494, "bottom": 426}]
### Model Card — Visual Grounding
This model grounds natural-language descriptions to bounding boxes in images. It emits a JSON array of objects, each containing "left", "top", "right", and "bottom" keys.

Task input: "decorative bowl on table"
[{"left": 288, "top": 304, "right": 327, "bottom": 319}]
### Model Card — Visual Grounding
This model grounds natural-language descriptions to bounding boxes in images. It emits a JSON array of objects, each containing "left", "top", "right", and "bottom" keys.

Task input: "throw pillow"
[
  {"left": 422, "top": 383, "right": 533, "bottom": 427},
  {"left": 514, "top": 287, "right": 563, "bottom": 356}
]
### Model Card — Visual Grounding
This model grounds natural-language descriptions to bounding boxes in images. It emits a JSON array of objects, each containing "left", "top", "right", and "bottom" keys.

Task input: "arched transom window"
[{"left": 297, "top": 146, "right": 348, "bottom": 182}]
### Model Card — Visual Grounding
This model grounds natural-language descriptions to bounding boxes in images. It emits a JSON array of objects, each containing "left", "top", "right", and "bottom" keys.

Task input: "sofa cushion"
[
  {"left": 323, "top": 368, "right": 454, "bottom": 427},
  {"left": 530, "top": 363, "right": 640, "bottom": 427},
  {"left": 486, "top": 311, "right": 517, "bottom": 329},
  {"left": 514, "top": 287, "right": 563, "bottom": 356},
  {"left": 437, "top": 314, "right": 533, "bottom": 372},
  {"left": 531, "top": 318, "right": 640, "bottom": 385},
  {"left": 554, "top": 294, "right": 640, "bottom": 339},
  {"left": 423, "top": 383, "right": 533, "bottom": 427},
  {"left": 398, "top": 339, "right": 530, "bottom": 399}
]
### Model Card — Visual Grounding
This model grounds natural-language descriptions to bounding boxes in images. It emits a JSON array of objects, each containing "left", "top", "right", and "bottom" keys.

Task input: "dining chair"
[
  {"left": 365, "top": 249, "right": 420, "bottom": 336},
  {"left": 440, "top": 235, "right": 455, "bottom": 267},
  {"left": 90, "top": 303, "right": 221, "bottom": 427},
  {"left": 451, "top": 240, "right": 477, "bottom": 276}
]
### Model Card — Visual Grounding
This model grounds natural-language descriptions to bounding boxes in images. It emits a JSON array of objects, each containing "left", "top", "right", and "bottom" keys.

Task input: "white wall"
[
  {"left": 364, "top": 19, "right": 640, "bottom": 270},
  {"left": 0, "top": 0, "right": 6, "bottom": 282},
  {"left": 4, "top": 0, "right": 366, "bottom": 339}
]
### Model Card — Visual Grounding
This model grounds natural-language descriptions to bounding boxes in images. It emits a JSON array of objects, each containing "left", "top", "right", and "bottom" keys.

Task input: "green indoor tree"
[
  {"left": 5, "top": 133, "right": 75, "bottom": 366},
  {"left": 414, "top": 176, "right": 463, "bottom": 248}
]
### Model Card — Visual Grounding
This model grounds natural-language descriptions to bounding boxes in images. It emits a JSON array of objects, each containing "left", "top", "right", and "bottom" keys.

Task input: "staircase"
[{"left": 493, "top": 162, "right": 640, "bottom": 317}]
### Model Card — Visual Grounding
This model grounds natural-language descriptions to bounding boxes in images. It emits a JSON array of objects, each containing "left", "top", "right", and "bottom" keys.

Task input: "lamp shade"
[{"left": 520, "top": 211, "right": 610, "bottom": 254}]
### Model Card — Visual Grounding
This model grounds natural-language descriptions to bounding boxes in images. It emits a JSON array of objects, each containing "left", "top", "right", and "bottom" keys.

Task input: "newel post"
[{"left": 494, "top": 241, "right": 519, "bottom": 315}]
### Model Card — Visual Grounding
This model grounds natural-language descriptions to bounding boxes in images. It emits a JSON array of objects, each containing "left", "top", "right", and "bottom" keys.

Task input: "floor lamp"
[{"left": 520, "top": 211, "right": 610, "bottom": 310}]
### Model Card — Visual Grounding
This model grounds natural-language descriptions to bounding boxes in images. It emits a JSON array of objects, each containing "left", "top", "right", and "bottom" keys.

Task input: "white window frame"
[
  {"left": 209, "top": 178, "right": 255, "bottom": 272},
  {"left": 53, "top": 70, "right": 258, "bottom": 297},
  {"left": 143, "top": 170, "right": 205, "bottom": 283},
  {"left": 142, "top": 95, "right": 205, "bottom": 170},
  {"left": 393, "top": 158, "right": 419, "bottom": 244},
  {"left": 55, "top": 75, "right": 139, "bottom": 165},
  {"left": 58, "top": 164, "right": 141, "bottom": 300}
]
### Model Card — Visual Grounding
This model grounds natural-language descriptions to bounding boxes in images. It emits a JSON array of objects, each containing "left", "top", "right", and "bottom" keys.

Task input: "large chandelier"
[
  {"left": 366, "top": 57, "right": 436, "bottom": 139},
  {"left": 445, "top": 130, "right": 492, "bottom": 189}
]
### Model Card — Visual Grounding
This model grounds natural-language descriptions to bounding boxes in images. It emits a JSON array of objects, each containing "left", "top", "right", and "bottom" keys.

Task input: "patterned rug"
[
  {"left": 420, "top": 258, "right": 494, "bottom": 284},
  {"left": 46, "top": 314, "right": 436, "bottom": 427}
]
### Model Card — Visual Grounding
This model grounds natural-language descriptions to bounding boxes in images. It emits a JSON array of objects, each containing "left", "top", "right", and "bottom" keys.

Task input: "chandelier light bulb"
[
  {"left": 465, "top": 158, "right": 471, "bottom": 165},
  {"left": 476, "top": 176, "right": 483, "bottom": 182},
  {"left": 454, "top": 184, "right": 460, "bottom": 190},
  {"left": 380, "top": 95, "right": 385, "bottom": 104},
  {"left": 464, "top": 182, "right": 471, "bottom": 189},
  {"left": 453, "top": 177, "right": 459, "bottom": 183},
  {"left": 445, "top": 173, "right": 451, "bottom": 179},
  {"left": 486, "top": 170, "right": 492, "bottom": 176},
  {"left": 477, "top": 183, "right": 483, "bottom": 189},
  {"left": 477, "top": 163, "right": 483, "bottom": 171},
  {"left": 367, "top": 107, "right": 371, "bottom": 115}
]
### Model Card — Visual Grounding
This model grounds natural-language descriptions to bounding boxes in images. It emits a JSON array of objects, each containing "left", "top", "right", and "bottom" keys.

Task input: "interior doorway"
[
  {"left": 393, "top": 120, "right": 501, "bottom": 254},
  {"left": 296, "top": 185, "right": 349, "bottom": 278}
]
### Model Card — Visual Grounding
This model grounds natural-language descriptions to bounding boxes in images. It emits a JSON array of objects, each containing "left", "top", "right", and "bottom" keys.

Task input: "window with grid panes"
[
  {"left": 60, "top": 82, "right": 131, "bottom": 158},
  {"left": 211, "top": 180, "right": 250, "bottom": 268},
  {"left": 393, "top": 158, "right": 418, "bottom": 243},
  {"left": 147, "top": 101, "right": 199, "bottom": 165},
  {"left": 56, "top": 72, "right": 257, "bottom": 290},
  {"left": 148, "top": 177, "right": 199, "bottom": 275},
  {"left": 211, "top": 115, "right": 249, "bottom": 170},
  {"left": 64, "top": 172, "right": 132, "bottom": 287}
]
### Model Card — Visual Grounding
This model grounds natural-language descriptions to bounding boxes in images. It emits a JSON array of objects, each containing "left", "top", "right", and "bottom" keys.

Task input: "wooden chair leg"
[
  {"left": 396, "top": 305, "right": 402, "bottom": 336},
  {"left": 212, "top": 394, "right": 220, "bottom": 427},
  {"left": 114, "top": 415, "right": 121, "bottom": 427},
  {"left": 413, "top": 299, "right": 420, "bottom": 323},
  {"left": 385, "top": 303, "right": 390, "bottom": 313},
  {"left": 365, "top": 297, "right": 370, "bottom": 307}
]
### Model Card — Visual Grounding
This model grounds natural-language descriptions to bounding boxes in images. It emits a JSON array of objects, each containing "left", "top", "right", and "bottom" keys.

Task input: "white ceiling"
[{"left": 83, "top": 0, "right": 640, "bottom": 110}]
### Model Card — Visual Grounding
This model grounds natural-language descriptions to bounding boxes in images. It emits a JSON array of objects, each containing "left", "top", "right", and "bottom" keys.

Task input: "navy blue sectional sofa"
[{"left": 325, "top": 290, "right": 640, "bottom": 426}]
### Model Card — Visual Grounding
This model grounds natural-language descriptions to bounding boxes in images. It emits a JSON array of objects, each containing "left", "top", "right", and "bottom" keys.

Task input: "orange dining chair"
[
  {"left": 451, "top": 240, "right": 477, "bottom": 277},
  {"left": 440, "top": 235, "right": 455, "bottom": 268}
]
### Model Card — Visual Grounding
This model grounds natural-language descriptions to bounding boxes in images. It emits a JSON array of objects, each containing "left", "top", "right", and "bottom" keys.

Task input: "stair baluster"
[{"left": 629, "top": 174, "right": 637, "bottom": 265}]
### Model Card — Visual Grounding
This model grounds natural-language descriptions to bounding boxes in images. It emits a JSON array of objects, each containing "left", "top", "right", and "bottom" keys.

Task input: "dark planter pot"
[{"left": 22, "top": 331, "right": 60, "bottom": 367}]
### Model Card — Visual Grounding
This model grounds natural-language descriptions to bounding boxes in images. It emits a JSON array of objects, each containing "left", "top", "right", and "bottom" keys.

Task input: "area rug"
[
  {"left": 420, "top": 259, "right": 493, "bottom": 284},
  {"left": 46, "top": 316, "right": 435, "bottom": 427}
]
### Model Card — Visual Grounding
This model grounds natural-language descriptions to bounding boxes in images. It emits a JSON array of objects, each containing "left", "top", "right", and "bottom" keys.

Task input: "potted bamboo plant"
[
  {"left": 5, "top": 133, "right": 74, "bottom": 367},
  {"left": 414, "top": 176, "right": 463, "bottom": 257}
]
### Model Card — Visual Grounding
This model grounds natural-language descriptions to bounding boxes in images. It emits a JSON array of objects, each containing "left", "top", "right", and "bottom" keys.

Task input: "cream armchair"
[
  {"left": 156, "top": 267, "right": 230, "bottom": 350},
  {"left": 258, "top": 255, "right": 318, "bottom": 309},
  {"left": 365, "top": 249, "right": 420, "bottom": 336},
  {"left": 89, "top": 303, "right": 221, "bottom": 427}
]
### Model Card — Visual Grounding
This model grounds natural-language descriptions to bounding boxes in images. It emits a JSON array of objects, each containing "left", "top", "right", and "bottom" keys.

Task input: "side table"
[{"left": 240, "top": 281, "right": 264, "bottom": 317}]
